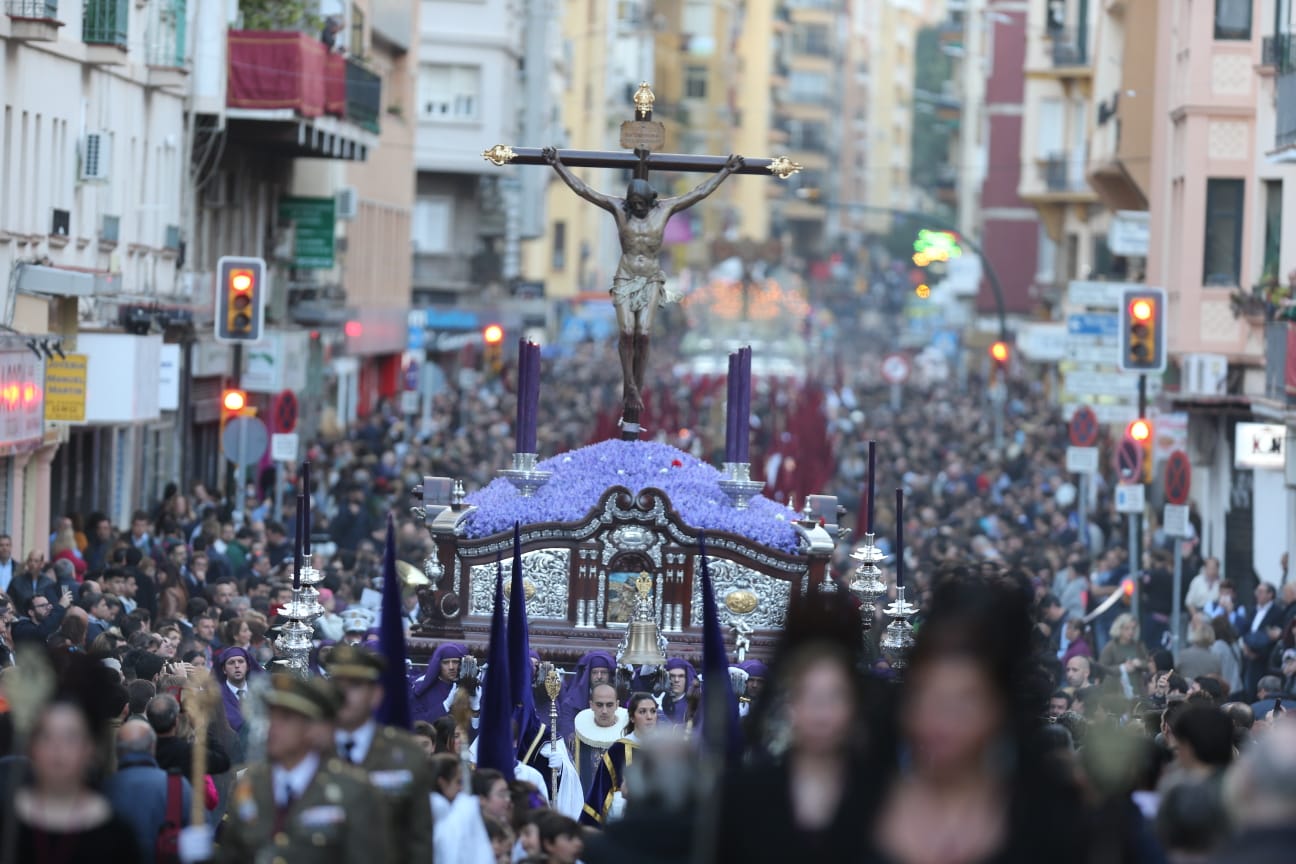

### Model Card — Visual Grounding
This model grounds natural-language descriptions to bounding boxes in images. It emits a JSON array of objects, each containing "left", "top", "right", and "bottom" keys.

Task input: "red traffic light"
[
  {"left": 230, "top": 270, "right": 254, "bottom": 292},
  {"left": 989, "top": 341, "right": 1009, "bottom": 363},
  {"left": 1127, "top": 418, "right": 1152, "bottom": 442},
  {"left": 483, "top": 324, "right": 504, "bottom": 344},
  {"left": 222, "top": 389, "right": 247, "bottom": 413},
  {"left": 1130, "top": 298, "right": 1153, "bottom": 322}
]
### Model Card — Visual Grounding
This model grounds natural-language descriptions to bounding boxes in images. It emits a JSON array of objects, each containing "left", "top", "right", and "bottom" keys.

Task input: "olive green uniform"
[{"left": 349, "top": 725, "right": 435, "bottom": 863}]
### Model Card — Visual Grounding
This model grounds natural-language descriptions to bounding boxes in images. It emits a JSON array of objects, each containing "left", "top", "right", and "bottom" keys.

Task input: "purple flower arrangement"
[{"left": 462, "top": 440, "right": 803, "bottom": 553}]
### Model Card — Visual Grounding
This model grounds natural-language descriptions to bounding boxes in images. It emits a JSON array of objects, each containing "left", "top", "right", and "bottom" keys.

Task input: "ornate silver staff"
[{"left": 544, "top": 665, "right": 562, "bottom": 803}]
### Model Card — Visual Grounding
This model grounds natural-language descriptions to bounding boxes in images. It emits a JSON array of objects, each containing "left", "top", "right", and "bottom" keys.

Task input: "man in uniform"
[
  {"left": 570, "top": 682, "right": 628, "bottom": 790},
  {"left": 214, "top": 674, "right": 387, "bottom": 864},
  {"left": 324, "top": 643, "right": 434, "bottom": 864}
]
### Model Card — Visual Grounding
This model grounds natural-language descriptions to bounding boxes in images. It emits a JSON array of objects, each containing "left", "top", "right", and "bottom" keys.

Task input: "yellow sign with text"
[{"left": 45, "top": 354, "right": 88, "bottom": 422}]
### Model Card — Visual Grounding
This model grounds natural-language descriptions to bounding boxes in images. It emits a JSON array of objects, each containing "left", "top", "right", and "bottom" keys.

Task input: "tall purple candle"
[
  {"left": 725, "top": 352, "right": 738, "bottom": 463},
  {"left": 738, "top": 347, "right": 752, "bottom": 462},
  {"left": 523, "top": 342, "right": 541, "bottom": 453},
  {"left": 894, "top": 487, "right": 905, "bottom": 589},
  {"left": 293, "top": 493, "right": 304, "bottom": 590},
  {"left": 515, "top": 339, "right": 529, "bottom": 453},
  {"left": 866, "top": 440, "right": 876, "bottom": 535},
  {"left": 302, "top": 461, "right": 312, "bottom": 556}
]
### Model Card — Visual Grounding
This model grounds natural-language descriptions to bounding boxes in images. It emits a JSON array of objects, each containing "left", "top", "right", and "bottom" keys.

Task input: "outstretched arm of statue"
[
  {"left": 542, "top": 146, "right": 618, "bottom": 213},
  {"left": 665, "top": 154, "right": 746, "bottom": 215}
]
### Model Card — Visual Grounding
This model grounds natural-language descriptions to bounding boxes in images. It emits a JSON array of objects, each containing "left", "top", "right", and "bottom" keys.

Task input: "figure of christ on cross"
[{"left": 541, "top": 146, "right": 746, "bottom": 425}]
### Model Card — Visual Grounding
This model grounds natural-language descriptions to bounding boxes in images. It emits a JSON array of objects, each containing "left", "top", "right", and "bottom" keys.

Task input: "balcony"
[
  {"left": 1261, "top": 35, "right": 1294, "bottom": 71},
  {"left": 1021, "top": 156, "right": 1098, "bottom": 207},
  {"left": 224, "top": 30, "right": 380, "bottom": 161},
  {"left": 1263, "top": 322, "right": 1296, "bottom": 406},
  {"left": 6, "top": 0, "right": 61, "bottom": 41},
  {"left": 144, "top": 0, "right": 187, "bottom": 88},
  {"left": 1051, "top": 30, "right": 1089, "bottom": 68},
  {"left": 82, "top": 0, "right": 128, "bottom": 64}
]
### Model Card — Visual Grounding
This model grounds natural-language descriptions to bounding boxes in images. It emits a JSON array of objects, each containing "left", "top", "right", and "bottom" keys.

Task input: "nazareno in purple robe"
[
  {"left": 556, "top": 650, "right": 616, "bottom": 739},
  {"left": 410, "top": 642, "right": 467, "bottom": 724}
]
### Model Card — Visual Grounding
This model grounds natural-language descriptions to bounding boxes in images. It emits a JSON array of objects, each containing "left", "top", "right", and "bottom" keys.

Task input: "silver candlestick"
[
  {"left": 880, "top": 585, "right": 918, "bottom": 679},
  {"left": 718, "top": 462, "right": 764, "bottom": 510},
  {"left": 849, "top": 533, "right": 887, "bottom": 632},
  {"left": 501, "top": 451, "right": 552, "bottom": 497},
  {"left": 275, "top": 554, "right": 326, "bottom": 676}
]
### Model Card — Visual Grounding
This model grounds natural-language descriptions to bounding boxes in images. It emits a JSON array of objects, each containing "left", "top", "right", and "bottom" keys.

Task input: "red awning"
[{"left": 227, "top": 30, "right": 346, "bottom": 119}]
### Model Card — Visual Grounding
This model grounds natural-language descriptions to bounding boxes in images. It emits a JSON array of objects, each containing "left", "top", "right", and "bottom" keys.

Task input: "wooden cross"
[{"left": 483, "top": 83, "right": 801, "bottom": 441}]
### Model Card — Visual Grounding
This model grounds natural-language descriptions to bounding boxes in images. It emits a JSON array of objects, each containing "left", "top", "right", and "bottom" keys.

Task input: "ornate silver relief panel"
[
  {"left": 467, "top": 549, "right": 571, "bottom": 619},
  {"left": 690, "top": 557, "right": 791, "bottom": 630}
]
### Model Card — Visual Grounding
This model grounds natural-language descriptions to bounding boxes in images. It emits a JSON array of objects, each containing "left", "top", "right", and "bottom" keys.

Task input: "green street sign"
[{"left": 278, "top": 196, "right": 336, "bottom": 269}]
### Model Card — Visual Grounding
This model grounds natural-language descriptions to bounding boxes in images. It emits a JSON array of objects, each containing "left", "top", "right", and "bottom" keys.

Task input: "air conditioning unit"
[
  {"left": 336, "top": 186, "right": 358, "bottom": 220},
  {"left": 1181, "top": 353, "right": 1228, "bottom": 396},
  {"left": 80, "top": 132, "right": 111, "bottom": 181}
]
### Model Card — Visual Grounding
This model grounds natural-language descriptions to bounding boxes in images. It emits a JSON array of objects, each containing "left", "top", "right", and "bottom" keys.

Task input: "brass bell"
[{"left": 621, "top": 618, "right": 667, "bottom": 667}]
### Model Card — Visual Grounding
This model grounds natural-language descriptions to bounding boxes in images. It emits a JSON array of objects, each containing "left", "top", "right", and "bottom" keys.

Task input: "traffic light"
[
  {"left": 222, "top": 389, "right": 247, "bottom": 415},
  {"left": 1118, "top": 287, "right": 1166, "bottom": 373},
  {"left": 215, "top": 256, "right": 266, "bottom": 343},
  {"left": 989, "top": 341, "right": 1010, "bottom": 365},
  {"left": 988, "top": 340, "right": 1010, "bottom": 386},
  {"left": 1126, "top": 417, "right": 1153, "bottom": 483},
  {"left": 482, "top": 323, "right": 504, "bottom": 374}
]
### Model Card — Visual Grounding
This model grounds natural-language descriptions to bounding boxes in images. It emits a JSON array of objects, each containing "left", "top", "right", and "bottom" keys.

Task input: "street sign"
[
  {"left": 272, "top": 390, "right": 299, "bottom": 433},
  {"left": 1115, "top": 483, "right": 1145, "bottom": 513},
  {"left": 1066, "top": 446, "right": 1099, "bottom": 474},
  {"left": 1069, "top": 406, "right": 1100, "bottom": 447},
  {"left": 1063, "top": 370, "right": 1143, "bottom": 397},
  {"left": 1067, "top": 280, "right": 1134, "bottom": 308},
  {"left": 1117, "top": 437, "right": 1144, "bottom": 483},
  {"left": 1064, "top": 343, "right": 1119, "bottom": 365},
  {"left": 880, "top": 353, "right": 911, "bottom": 385},
  {"left": 277, "top": 197, "right": 336, "bottom": 269},
  {"left": 1066, "top": 313, "right": 1119, "bottom": 337},
  {"left": 400, "top": 390, "right": 420, "bottom": 415},
  {"left": 271, "top": 432, "right": 299, "bottom": 462},
  {"left": 1165, "top": 449, "right": 1192, "bottom": 505},
  {"left": 222, "top": 416, "right": 269, "bottom": 466},
  {"left": 1163, "top": 503, "right": 1191, "bottom": 537}
]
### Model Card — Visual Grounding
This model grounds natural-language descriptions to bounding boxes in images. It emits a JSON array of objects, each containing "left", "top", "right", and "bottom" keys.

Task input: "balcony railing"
[
  {"left": 226, "top": 31, "right": 380, "bottom": 134},
  {"left": 1050, "top": 29, "right": 1088, "bottom": 67},
  {"left": 1279, "top": 71, "right": 1296, "bottom": 150},
  {"left": 1264, "top": 322, "right": 1295, "bottom": 406},
  {"left": 6, "top": 0, "right": 58, "bottom": 18},
  {"left": 83, "top": 0, "right": 127, "bottom": 46},
  {"left": 344, "top": 58, "right": 381, "bottom": 132},
  {"left": 1266, "top": 34, "right": 1296, "bottom": 73},
  {"left": 1041, "top": 157, "right": 1090, "bottom": 192}
]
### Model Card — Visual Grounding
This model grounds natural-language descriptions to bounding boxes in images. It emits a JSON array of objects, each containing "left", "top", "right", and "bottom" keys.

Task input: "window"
[
  {"left": 413, "top": 198, "right": 452, "bottom": 253},
  {"left": 793, "top": 24, "right": 831, "bottom": 54},
  {"left": 1203, "top": 178, "right": 1244, "bottom": 286},
  {"left": 685, "top": 66, "right": 708, "bottom": 100},
  {"left": 788, "top": 70, "right": 829, "bottom": 102},
  {"left": 418, "top": 65, "right": 481, "bottom": 122},
  {"left": 1263, "top": 180, "right": 1282, "bottom": 279},
  {"left": 1214, "top": 0, "right": 1251, "bottom": 39},
  {"left": 552, "top": 221, "right": 566, "bottom": 270},
  {"left": 1036, "top": 99, "right": 1064, "bottom": 159},
  {"left": 350, "top": 4, "right": 365, "bottom": 55}
]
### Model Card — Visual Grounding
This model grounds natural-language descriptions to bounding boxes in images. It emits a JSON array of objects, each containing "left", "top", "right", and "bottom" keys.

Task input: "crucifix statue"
[{"left": 483, "top": 83, "right": 801, "bottom": 439}]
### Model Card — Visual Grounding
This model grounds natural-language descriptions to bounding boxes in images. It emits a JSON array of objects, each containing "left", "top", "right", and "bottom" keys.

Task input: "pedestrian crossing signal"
[{"left": 216, "top": 256, "right": 266, "bottom": 343}]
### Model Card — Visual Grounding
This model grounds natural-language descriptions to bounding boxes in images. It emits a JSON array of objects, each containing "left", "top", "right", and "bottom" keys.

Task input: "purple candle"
[
  {"left": 895, "top": 488, "right": 905, "bottom": 589},
  {"left": 523, "top": 342, "right": 541, "bottom": 453},
  {"left": 302, "top": 461, "right": 312, "bottom": 556},
  {"left": 515, "top": 339, "right": 529, "bottom": 453},
  {"left": 293, "top": 493, "right": 304, "bottom": 590},
  {"left": 866, "top": 440, "right": 876, "bottom": 535},
  {"left": 737, "top": 347, "right": 752, "bottom": 462},
  {"left": 725, "top": 352, "right": 738, "bottom": 463}
]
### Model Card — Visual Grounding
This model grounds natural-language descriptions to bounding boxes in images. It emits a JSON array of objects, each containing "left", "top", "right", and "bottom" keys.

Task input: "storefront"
[{"left": 0, "top": 341, "right": 51, "bottom": 552}]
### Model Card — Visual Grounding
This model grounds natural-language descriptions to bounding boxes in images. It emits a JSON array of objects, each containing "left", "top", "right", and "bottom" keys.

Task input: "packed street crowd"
[{"left": 0, "top": 323, "right": 1292, "bottom": 863}]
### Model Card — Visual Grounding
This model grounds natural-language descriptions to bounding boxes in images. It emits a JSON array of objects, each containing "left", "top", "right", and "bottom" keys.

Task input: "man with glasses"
[{"left": 11, "top": 585, "right": 72, "bottom": 646}]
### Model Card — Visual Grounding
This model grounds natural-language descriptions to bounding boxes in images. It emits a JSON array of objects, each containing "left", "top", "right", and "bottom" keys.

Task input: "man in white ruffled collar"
[{"left": 571, "top": 683, "right": 627, "bottom": 790}]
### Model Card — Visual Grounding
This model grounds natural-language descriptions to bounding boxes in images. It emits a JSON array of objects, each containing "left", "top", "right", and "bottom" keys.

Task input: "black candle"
[
  {"left": 895, "top": 488, "right": 904, "bottom": 589},
  {"left": 515, "top": 338, "right": 529, "bottom": 453},
  {"left": 725, "top": 352, "right": 738, "bottom": 463},
  {"left": 293, "top": 493, "right": 304, "bottom": 590},
  {"left": 302, "top": 461, "right": 312, "bottom": 556},
  {"left": 866, "top": 440, "right": 876, "bottom": 535}
]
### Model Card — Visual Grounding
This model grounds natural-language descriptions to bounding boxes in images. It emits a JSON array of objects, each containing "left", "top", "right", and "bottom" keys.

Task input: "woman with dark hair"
[
  {"left": 0, "top": 697, "right": 138, "bottom": 860},
  {"left": 579, "top": 692, "right": 658, "bottom": 827},
  {"left": 865, "top": 565, "right": 1090, "bottom": 864}
]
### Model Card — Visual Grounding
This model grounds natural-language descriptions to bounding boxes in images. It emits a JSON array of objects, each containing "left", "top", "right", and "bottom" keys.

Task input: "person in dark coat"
[
  {"left": 1241, "top": 582, "right": 1285, "bottom": 698},
  {"left": 145, "top": 694, "right": 232, "bottom": 777},
  {"left": 11, "top": 588, "right": 70, "bottom": 646},
  {"left": 9, "top": 553, "right": 57, "bottom": 616},
  {"left": 103, "top": 720, "right": 192, "bottom": 864}
]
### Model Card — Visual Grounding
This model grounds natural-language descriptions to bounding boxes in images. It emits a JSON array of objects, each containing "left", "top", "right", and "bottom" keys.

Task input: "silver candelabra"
[
  {"left": 501, "top": 452, "right": 552, "bottom": 497},
  {"left": 880, "top": 585, "right": 918, "bottom": 679},
  {"left": 718, "top": 462, "right": 764, "bottom": 510},
  {"left": 849, "top": 533, "right": 887, "bottom": 632},
  {"left": 275, "top": 554, "right": 326, "bottom": 676}
]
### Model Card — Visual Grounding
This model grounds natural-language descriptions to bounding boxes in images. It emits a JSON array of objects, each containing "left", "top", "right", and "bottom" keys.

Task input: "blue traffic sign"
[{"left": 1067, "top": 313, "right": 1119, "bottom": 337}]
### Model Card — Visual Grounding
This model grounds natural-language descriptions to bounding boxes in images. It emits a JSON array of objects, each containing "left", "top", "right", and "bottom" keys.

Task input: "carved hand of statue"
[
  {"left": 724, "top": 154, "right": 746, "bottom": 173},
  {"left": 542, "top": 146, "right": 561, "bottom": 166}
]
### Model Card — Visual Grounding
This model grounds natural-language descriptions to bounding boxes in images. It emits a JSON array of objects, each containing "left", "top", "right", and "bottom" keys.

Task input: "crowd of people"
[{"left": 0, "top": 320, "right": 1290, "bottom": 863}]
